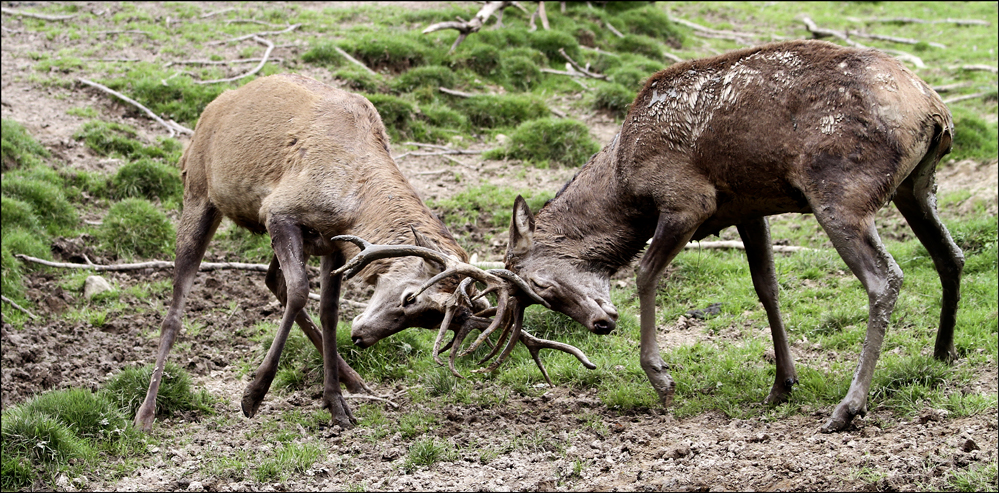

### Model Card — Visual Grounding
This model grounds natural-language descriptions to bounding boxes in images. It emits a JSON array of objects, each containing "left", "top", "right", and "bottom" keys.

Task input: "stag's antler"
[{"left": 331, "top": 234, "right": 593, "bottom": 383}]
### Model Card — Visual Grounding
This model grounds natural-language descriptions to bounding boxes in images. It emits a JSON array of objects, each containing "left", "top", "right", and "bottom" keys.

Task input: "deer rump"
[{"left": 504, "top": 40, "right": 962, "bottom": 433}]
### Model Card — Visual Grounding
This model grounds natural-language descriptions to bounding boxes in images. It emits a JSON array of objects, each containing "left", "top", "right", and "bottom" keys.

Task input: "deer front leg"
[
  {"left": 319, "top": 252, "right": 355, "bottom": 428},
  {"left": 136, "top": 200, "right": 222, "bottom": 431},
  {"left": 815, "top": 213, "right": 902, "bottom": 432},
  {"left": 737, "top": 217, "right": 798, "bottom": 404},
  {"left": 242, "top": 219, "right": 308, "bottom": 418},
  {"left": 636, "top": 212, "right": 704, "bottom": 407},
  {"left": 264, "top": 256, "right": 371, "bottom": 394}
]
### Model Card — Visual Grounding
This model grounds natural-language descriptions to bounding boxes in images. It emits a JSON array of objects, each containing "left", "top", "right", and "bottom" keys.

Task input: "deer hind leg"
[
  {"left": 813, "top": 207, "right": 903, "bottom": 433},
  {"left": 319, "top": 252, "right": 355, "bottom": 428},
  {"left": 737, "top": 217, "right": 798, "bottom": 405},
  {"left": 135, "top": 199, "right": 222, "bottom": 431},
  {"left": 241, "top": 218, "right": 308, "bottom": 418},
  {"left": 264, "top": 256, "right": 370, "bottom": 394},
  {"left": 892, "top": 167, "right": 964, "bottom": 362},
  {"left": 637, "top": 209, "right": 710, "bottom": 407}
]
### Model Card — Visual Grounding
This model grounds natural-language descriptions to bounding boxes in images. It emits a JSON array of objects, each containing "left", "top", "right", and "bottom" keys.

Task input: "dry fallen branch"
[
  {"left": 961, "top": 64, "right": 999, "bottom": 74},
  {"left": 165, "top": 57, "right": 284, "bottom": 68},
  {"left": 207, "top": 24, "right": 300, "bottom": 45},
  {"left": 853, "top": 16, "right": 991, "bottom": 27},
  {"left": 195, "top": 35, "right": 274, "bottom": 84},
  {"left": 559, "top": 48, "right": 608, "bottom": 80},
  {"left": 226, "top": 19, "right": 279, "bottom": 27},
  {"left": 343, "top": 394, "right": 399, "bottom": 409},
  {"left": 942, "top": 91, "right": 997, "bottom": 105},
  {"left": 801, "top": 17, "right": 924, "bottom": 68},
  {"left": 422, "top": 1, "right": 511, "bottom": 54},
  {"left": 2, "top": 294, "right": 38, "bottom": 320},
  {"left": 77, "top": 77, "right": 193, "bottom": 137},
  {"left": 603, "top": 20, "right": 625, "bottom": 39},
  {"left": 332, "top": 46, "right": 377, "bottom": 76},
  {"left": 682, "top": 241, "right": 816, "bottom": 253},
  {"left": 200, "top": 7, "right": 235, "bottom": 19},
  {"left": 850, "top": 31, "right": 946, "bottom": 49},
  {"left": 528, "top": 1, "right": 549, "bottom": 32},
  {"left": 1, "top": 7, "right": 77, "bottom": 21},
  {"left": 667, "top": 14, "right": 761, "bottom": 43},
  {"left": 933, "top": 81, "right": 975, "bottom": 93},
  {"left": 95, "top": 30, "right": 150, "bottom": 36},
  {"left": 439, "top": 87, "right": 480, "bottom": 98}
]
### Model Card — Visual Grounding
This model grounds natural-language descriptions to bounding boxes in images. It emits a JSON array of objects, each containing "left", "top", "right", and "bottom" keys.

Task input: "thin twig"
[
  {"left": 165, "top": 57, "right": 284, "bottom": 67},
  {"left": 603, "top": 20, "right": 625, "bottom": 39},
  {"left": 1, "top": 7, "right": 77, "bottom": 21},
  {"left": 200, "top": 7, "right": 235, "bottom": 19},
  {"left": 942, "top": 91, "right": 996, "bottom": 105},
  {"left": 559, "top": 48, "right": 608, "bottom": 80},
  {"left": 933, "top": 81, "right": 974, "bottom": 93},
  {"left": 439, "top": 87, "right": 479, "bottom": 98},
  {"left": 332, "top": 46, "right": 377, "bottom": 76},
  {"left": 961, "top": 64, "right": 998, "bottom": 74},
  {"left": 225, "top": 19, "right": 278, "bottom": 27},
  {"left": 549, "top": 107, "right": 567, "bottom": 118},
  {"left": 207, "top": 24, "right": 300, "bottom": 45},
  {"left": 668, "top": 14, "right": 761, "bottom": 42},
  {"left": 682, "top": 241, "right": 815, "bottom": 253},
  {"left": 854, "top": 16, "right": 990, "bottom": 27},
  {"left": 95, "top": 30, "right": 150, "bottom": 36},
  {"left": 849, "top": 31, "right": 946, "bottom": 49},
  {"left": 663, "top": 51, "right": 684, "bottom": 64},
  {"left": 422, "top": 1, "right": 511, "bottom": 53},
  {"left": 1, "top": 295, "right": 38, "bottom": 320},
  {"left": 77, "top": 77, "right": 193, "bottom": 137},
  {"left": 343, "top": 394, "right": 400, "bottom": 408},
  {"left": 16, "top": 254, "right": 268, "bottom": 272},
  {"left": 195, "top": 35, "right": 273, "bottom": 84}
]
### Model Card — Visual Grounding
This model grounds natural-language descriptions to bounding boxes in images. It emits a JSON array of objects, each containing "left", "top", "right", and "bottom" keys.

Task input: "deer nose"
[
  {"left": 592, "top": 318, "right": 615, "bottom": 335},
  {"left": 352, "top": 336, "right": 369, "bottom": 348}
]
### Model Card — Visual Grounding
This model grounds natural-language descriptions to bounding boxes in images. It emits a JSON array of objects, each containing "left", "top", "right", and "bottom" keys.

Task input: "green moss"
[
  {"left": 451, "top": 94, "right": 549, "bottom": 129},
  {"left": 501, "top": 56, "right": 542, "bottom": 91},
  {"left": 592, "top": 82, "right": 637, "bottom": 118},
  {"left": 111, "top": 157, "right": 182, "bottom": 202},
  {"left": 95, "top": 198, "right": 175, "bottom": 259},
  {"left": 484, "top": 117, "right": 599, "bottom": 167},
  {"left": 1, "top": 119, "right": 50, "bottom": 170},
  {"left": 391, "top": 65, "right": 457, "bottom": 93}
]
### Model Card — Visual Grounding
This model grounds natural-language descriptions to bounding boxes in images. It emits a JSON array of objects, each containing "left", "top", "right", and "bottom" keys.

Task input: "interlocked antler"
[{"left": 331, "top": 234, "right": 594, "bottom": 384}]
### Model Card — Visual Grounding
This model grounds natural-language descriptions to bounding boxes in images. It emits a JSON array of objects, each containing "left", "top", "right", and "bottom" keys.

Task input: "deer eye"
[{"left": 402, "top": 292, "right": 417, "bottom": 307}]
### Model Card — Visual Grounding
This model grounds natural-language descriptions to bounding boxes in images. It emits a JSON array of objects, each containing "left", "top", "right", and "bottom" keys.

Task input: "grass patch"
[
  {"left": 95, "top": 198, "right": 175, "bottom": 259},
  {"left": 402, "top": 437, "right": 458, "bottom": 472},
  {"left": 103, "top": 361, "right": 214, "bottom": 418},
  {"left": 253, "top": 442, "right": 323, "bottom": 483},
  {"left": 429, "top": 183, "right": 554, "bottom": 230},
  {"left": 450, "top": 94, "right": 549, "bottom": 129},
  {"left": 111, "top": 157, "right": 182, "bottom": 203},
  {"left": 2, "top": 118, "right": 50, "bottom": 170},
  {"left": 484, "top": 117, "right": 599, "bottom": 167}
]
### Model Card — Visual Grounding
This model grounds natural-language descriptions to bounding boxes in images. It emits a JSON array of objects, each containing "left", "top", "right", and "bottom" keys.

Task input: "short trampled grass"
[{"left": 402, "top": 437, "right": 458, "bottom": 472}]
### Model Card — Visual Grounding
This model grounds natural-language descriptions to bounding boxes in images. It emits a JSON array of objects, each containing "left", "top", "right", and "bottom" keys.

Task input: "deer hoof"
[
  {"left": 324, "top": 395, "right": 357, "bottom": 429},
  {"left": 241, "top": 392, "right": 263, "bottom": 418},
  {"left": 821, "top": 400, "right": 866, "bottom": 433},
  {"left": 764, "top": 376, "right": 798, "bottom": 405},
  {"left": 134, "top": 407, "right": 155, "bottom": 433}
]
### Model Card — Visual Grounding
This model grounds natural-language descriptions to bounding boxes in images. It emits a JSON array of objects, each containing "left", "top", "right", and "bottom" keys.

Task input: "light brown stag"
[
  {"left": 503, "top": 40, "right": 963, "bottom": 432},
  {"left": 135, "top": 73, "right": 586, "bottom": 431}
]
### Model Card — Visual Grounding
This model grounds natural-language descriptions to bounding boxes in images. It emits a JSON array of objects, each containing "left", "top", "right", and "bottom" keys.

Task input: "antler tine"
[
  {"left": 473, "top": 300, "right": 525, "bottom": 374},
  {"left": 447, "top": 323, "right": 473, "bottom": 379},
  {"left": 431, "top": 277, "right": 476, "bottom": 367},
  {"left": 459, "top": 289, "right": 510, "bottom": 357},
  {"left": 486, "top": 269, "right": 550, "bottom": 308},
  {"left": 519, "top": 329, "right": 597, "bottom": 386},
  {"left": 475, "top": 307, "right": 515, "bottom": 365},
  {"left": 331, "top": 235, "right": 453, "bottom": 279}
]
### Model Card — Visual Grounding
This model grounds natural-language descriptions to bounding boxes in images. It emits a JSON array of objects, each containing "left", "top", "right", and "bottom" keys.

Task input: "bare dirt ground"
[{"left": 2, "top": 2, "right": 997, "bottom": 491}]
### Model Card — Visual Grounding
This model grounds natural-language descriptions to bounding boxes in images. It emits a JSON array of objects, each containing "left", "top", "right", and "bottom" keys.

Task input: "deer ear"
[{"left": 508, "top": 195, "right": 535, "bottom": 257}]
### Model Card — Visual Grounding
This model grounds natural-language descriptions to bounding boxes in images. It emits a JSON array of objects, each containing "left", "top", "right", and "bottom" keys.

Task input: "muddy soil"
[{"left": 2, "top": 2, "right": 997, "bottom": 491}]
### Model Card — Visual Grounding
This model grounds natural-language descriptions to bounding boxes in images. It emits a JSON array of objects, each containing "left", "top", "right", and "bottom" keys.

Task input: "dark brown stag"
[
  {"left": 504, "top": 40, "right": 963, "bottom": 432},
  {"left": 135, "top": 73, "right": 587, "bottom": 431}
]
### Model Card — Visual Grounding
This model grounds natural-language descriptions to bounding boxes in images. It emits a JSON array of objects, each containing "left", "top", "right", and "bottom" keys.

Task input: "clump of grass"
[
  {"left": 869, "top": 354, "right": 950, "bottom": 415},
  {"left": 103, "top": 75, "right": 226, "bottom": 127},
  {"left": 613, "top": 5, "right": 685, "bottom": 47},
  {"left": 338, "top": 33, "right": 427, "bottom": 73},
  {"left": 612, "top": 34, "right": 664, "bottom": 60},
  {"left": 17, "top": 388, "right": 143, "bottom": 453},
  {"left": 500, "top": 55, "right": 542, "bottom": 91},
  {"left": 948, "top": 460, "right": 998, "bottom": 492},
  {"left": 403, "top": 437, "right": 458, "bottom": 472},
  {"left": 452, "top": 43, "right": 501, "bottom": 77},
  {"left": 429, "top": 183, "right": 553, "bottom": 229},
  {"left": 95, "top": 198, "right": 175, "bottom": 259},
  {"left": 484, "top": 117, "right": 599, "bottom": 167},
  {"left": 950, "top": 106, "right": 999, "bottom": 162},
  {"left": 451, "top": 94, "right": 549, "bottom": 129},
  {"left": 592, "top": 82, "right": 636, "bottom": 118},
  {"left": 301, "top": 41, "right": 346, "bottom": 66},
  {"left": 0, "top": 173, "right": 78, "bottom": 233},
  {"left": 74, "top": 120, "right": 154, "bottom": 159},
  {"left": 111, "top": 157, "right": 182, "bottom": 202},
  {"left": 1, "top": 408, "right": 94, "bottom": 491},
  {"left": 364, "top": 93, "right": 417, "bottom": 141},
  {"left": 391, "top": 65, "right": 457, "bottom": 93},
  {"left": 607, "top": 65, "right": 651, "bottom": 89},
  {"left": 2, "top": 119, "right": 50, "bottom": 170},
  {"left": 253, "top": 442, "right": 323, "bottom": 483},
  {"left": 333, "top": 67, "right": 387, "bottom": 93},
  {"left": 103, "top": 361, "right": 214, "bottom": 418},
  {"left": 528, "top": 29, "right": 580, "bottom": 62}
]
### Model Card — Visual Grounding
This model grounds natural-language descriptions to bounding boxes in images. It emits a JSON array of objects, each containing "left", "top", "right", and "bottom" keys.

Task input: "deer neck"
[{"left": 535, "top": 137, "right": 655, "bottom": 275}]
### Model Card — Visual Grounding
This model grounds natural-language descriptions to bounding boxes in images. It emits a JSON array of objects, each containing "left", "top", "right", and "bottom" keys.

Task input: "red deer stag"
[
  {"left": 135, "top": 73, "right": 585, "bottom": 431},
  {"left": 503, "top": 40, "right": 963, "bottom": 432}
]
